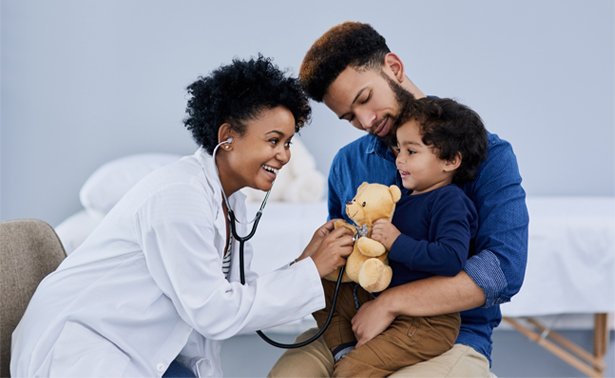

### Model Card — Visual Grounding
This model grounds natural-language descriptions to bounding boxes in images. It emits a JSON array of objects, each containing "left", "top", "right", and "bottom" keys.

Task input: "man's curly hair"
[
  {"left": 299, "top": 22, "right": 390, "bottom": 102},
  {"left": 184, "top": 55, "right": 311, "bottom": 154},
  {"left": 395, "top": 97, "right": 488, "bottom": 185}
]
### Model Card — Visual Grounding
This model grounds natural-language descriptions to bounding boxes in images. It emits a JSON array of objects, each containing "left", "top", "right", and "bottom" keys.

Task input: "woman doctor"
[{"left": 11, "top": 55, "right": 354, "bottom": 378}]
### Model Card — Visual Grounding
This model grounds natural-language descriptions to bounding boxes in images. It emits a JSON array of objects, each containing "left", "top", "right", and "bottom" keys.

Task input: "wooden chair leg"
[{"left": 594, "top": 313, "right": 608, "bottom": 364}]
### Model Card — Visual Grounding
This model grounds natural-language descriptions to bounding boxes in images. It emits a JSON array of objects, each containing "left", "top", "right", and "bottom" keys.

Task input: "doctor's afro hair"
[
  {"left": 300, "top": 22, "right": 390, "bottom": 102},
  {"left": 183, "top": 55, "right": 311, "bottom": 155}
]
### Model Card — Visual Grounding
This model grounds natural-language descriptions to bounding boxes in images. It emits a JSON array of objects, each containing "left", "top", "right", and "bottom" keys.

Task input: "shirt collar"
[{"left": 365, "top": 134, "right": 396, "bottom": 162}]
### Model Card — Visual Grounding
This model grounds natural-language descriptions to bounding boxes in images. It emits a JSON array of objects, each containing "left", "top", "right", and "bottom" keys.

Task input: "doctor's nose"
[{"left": 277, "top": 148, "right": 290, "bottom": 166}]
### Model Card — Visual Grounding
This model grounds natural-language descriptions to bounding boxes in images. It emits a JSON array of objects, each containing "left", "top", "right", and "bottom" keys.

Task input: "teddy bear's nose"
[{"left": 347, "top": 202, "right": 353, "bottom": 206}]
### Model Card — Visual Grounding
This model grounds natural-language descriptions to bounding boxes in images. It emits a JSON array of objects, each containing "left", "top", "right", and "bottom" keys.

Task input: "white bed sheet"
[{"left": 500, "top": 196, "right": 614, "bottom": 317}]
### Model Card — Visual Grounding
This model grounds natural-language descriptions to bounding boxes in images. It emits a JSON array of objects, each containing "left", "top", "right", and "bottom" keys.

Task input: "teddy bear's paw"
[
  {"left": 334, "top": 220, "right": 356, "bottom": 234},
  {"left": 358, "top": 259, "right": 392, "bottom": 293},
  {"left": 357, "top": 237, "right": 386, "bottom": 257}
]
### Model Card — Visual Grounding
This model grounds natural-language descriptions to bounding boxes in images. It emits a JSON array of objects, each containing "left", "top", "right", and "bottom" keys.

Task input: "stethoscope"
[{"left": 212, "top": 138, "right": 345, "bottom": 349}]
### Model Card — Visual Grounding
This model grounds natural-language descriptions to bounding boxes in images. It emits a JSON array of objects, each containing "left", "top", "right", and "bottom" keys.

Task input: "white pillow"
[
  {"left": 55, "top": 209, "right": 105, "bottom": 254},
  {"left": 79, "top": 153, "right": 182, "bottom": 216}
]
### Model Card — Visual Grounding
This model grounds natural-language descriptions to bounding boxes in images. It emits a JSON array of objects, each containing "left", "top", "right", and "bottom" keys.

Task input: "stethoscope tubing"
[
  {"left": 230, "top": 208, "right": 345, "bottom": 349},
  {"left": 213, "top": 139, "right": 343, "bottom": 349}
]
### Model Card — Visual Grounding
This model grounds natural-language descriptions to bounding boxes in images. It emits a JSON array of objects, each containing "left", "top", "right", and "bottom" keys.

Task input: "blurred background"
[
  {"left": 2, "top": 0, "right": 613, "bottom": 227},
  {"left": 2, "top": 1, "right": 613, "bottom": 377}
]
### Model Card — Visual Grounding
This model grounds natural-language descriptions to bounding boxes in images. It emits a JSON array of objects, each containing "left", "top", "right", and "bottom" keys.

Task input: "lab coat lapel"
[{"left": 195, "top": 148, "right": 229, "bottom": 259}]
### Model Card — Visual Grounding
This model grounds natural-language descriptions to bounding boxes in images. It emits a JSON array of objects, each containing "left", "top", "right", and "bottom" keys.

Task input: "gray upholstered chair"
[{"left": 0, "top": 219, "right": 66, "bottom": 378}]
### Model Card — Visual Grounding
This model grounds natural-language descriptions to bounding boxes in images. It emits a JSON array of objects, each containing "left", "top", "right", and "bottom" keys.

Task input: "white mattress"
[
  {"left": 500, "top": 196, "right": 614, "bottom": 317},
  {"left": 245, "top": 201, "right": 330, "bottom": 276}
]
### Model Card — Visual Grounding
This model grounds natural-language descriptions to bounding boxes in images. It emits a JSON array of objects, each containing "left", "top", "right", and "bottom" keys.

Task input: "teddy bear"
[{"left": 326, "top": 182, "right": 402, "bottom": 293}]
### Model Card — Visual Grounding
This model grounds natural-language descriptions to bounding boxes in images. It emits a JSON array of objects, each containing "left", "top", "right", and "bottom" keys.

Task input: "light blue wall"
[{"left": 2, "top": 0, "right": 614, "bottom": 226}]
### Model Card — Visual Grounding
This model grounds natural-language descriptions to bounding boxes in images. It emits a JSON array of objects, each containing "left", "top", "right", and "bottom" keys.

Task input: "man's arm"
[
  {"left": 462, "top": 135, "right": 529, "bottom": 306},
  {"left": 352, "top": 269, "right": 484, "bottom": 347}
]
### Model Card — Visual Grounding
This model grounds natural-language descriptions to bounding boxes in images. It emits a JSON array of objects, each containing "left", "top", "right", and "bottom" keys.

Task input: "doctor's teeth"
[{"left": 262, "top": 165, "right": 278, "bottom": 174}]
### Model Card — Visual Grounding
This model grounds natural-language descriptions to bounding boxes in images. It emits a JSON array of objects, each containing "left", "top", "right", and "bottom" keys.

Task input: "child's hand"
[{"left": 370, "top": 219, "right": 401, "bottom": 251}]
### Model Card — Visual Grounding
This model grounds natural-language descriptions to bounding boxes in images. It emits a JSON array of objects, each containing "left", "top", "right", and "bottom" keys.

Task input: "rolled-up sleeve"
[{"left": 463, "top": 136, "right": 529, "bottom": 307}]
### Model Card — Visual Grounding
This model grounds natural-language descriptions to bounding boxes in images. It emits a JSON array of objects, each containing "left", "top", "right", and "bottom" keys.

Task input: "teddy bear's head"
[{"left": 346, "top": 182, "right": 402, "bottom": 227}]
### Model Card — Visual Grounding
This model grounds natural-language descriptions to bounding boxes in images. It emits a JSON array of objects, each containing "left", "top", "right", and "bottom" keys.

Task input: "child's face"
[{"left": 395, "top": 119, "right": 453, "bottom": 195}]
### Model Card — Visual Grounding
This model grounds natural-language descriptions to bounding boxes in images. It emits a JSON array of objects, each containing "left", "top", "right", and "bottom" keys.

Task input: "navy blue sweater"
[{"left": 388, "top": 184, "right": 477, "bottom": 288}]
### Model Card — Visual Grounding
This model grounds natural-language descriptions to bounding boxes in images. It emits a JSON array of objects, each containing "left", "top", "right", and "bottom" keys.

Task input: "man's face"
[{"left": 322, "top": 66, "right": 413, "bottom": 142}]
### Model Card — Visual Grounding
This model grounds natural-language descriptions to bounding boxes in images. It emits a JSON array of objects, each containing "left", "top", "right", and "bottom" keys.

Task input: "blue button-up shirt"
[{"left": 327, "top": 132, "right": 529, "bottom": 364}]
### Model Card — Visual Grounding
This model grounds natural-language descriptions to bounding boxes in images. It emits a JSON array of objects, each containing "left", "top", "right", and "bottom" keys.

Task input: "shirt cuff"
[{"left": 464, "top": 249, "right": 510, "bottom": 307}]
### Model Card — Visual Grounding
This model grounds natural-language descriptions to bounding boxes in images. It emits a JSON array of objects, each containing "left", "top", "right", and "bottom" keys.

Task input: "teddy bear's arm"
[{"left": 356, "top": 237, "right": 386, "bottom": 257}]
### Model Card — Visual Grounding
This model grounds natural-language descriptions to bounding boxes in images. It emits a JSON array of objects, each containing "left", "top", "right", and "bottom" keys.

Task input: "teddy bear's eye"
[{"left": 362, "top": 202, "right": 366, "bottom": 207}]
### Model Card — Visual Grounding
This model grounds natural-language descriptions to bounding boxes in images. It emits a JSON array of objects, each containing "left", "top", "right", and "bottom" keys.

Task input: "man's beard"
[{"left": 378, "top": 73, "right": 415, "bottom": 147}]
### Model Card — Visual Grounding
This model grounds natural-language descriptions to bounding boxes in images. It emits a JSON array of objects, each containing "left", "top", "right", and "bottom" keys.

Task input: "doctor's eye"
[{"left": 284, "top": 140, "right": 293, "bottom": 148}]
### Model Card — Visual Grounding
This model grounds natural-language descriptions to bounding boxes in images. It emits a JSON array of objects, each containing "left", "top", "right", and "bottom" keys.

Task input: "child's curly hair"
[
  {"left": 299, "top": 22, "right": 390, "bottom": 102},
  {"left": 395, "top": 97, "right": 488, "bottom": 184},
  {"left": 184, "top": 55, "right": 311, "bottom": 154}
]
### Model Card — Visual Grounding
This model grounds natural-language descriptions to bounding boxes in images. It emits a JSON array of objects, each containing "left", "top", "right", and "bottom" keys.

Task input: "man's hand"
[
  {"left": 351, "top": 295, "right": 396, "bottom": 347},
  {"left": 370, "top": 219, "right": 401, "bottom": 251}
]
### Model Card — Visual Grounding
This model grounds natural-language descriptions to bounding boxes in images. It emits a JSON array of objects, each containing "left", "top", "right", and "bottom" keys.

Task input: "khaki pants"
[
  {"left": 311, "top": 280, "right": 460, "bottom": 377},
  {"left": 268, "top": 328, "right": 491, "bottom": 378}
]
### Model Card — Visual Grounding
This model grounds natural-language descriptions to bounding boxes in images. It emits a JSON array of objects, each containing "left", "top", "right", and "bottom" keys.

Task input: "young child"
[{"left": 313, "top": 96, "right": 488, "bottom": 377}]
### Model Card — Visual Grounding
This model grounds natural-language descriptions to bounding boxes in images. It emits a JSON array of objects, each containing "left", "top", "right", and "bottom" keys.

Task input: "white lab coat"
[{"left": 11, "top": 148, "right": 325, "bottom": 378}]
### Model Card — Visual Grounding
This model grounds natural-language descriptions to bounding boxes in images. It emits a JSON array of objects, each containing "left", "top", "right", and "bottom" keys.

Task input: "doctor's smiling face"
[
  {"left": 218, "top": 105, "right": 295, "bottom": 195},
  {"left": 183, "top": 55, "right": 310, "bottom": 196}
]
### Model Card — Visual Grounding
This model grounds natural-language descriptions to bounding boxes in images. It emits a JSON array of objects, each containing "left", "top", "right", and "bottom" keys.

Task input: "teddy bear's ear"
[
  {"left": 357, "top": 182, "right": 370, "bottom": 193},
  {"left": 389, "top": 185, "right": 402, "bottom": 203}
]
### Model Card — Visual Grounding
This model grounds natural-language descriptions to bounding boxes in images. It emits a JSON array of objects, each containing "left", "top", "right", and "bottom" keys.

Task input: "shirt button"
[{"left": 156, "top": 363, "right": 165, "bottom": 372}]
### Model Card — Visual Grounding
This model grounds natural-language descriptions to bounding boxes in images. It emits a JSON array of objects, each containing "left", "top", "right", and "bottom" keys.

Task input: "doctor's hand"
[
  {"left": 299, "top": 219, "right": 340, "bottom": 261},
  {"left": 307, "top": 225, "right": 354, "bottom": 278}
]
